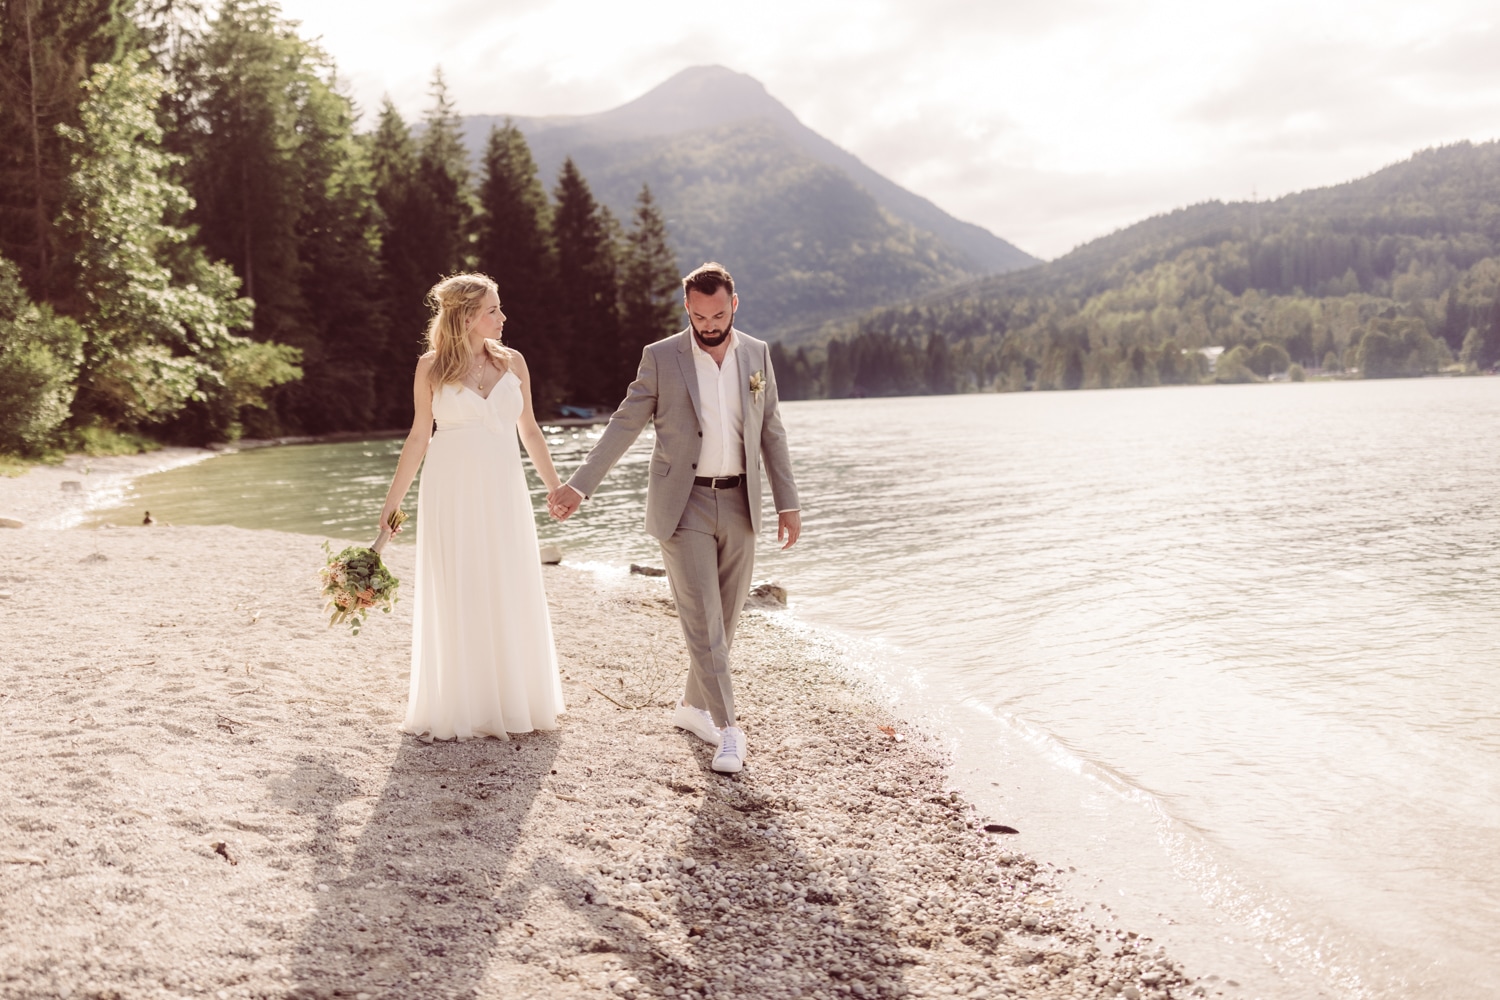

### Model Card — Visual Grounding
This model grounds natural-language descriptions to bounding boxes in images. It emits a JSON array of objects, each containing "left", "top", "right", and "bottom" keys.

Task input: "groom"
[{"left": 550, "top": 262, "right": 800, "bottom": 773}]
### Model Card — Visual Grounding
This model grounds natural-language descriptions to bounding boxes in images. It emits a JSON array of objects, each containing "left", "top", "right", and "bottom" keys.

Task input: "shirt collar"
[{"left": 688, "top": 327, "right": 738, "bottom": 360}]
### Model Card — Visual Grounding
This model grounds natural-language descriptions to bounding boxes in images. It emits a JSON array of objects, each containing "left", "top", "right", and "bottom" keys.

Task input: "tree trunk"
[
  {"left": 240, "top": 154, "right": 254, "bottom": 306},
  {"left": 23, "top": 0, "right": 49, "bottom": 296}
]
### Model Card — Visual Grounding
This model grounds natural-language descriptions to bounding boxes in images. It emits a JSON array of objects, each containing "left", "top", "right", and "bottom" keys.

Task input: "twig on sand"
[
  {"left": 2, "top": 855, "right": 46, "bottom": 865},
  {"left": 216, "top": 713, "right": 248, "bottom": 733},
  {"left": 586, "top": 637, "right": 674, "bottom": 710},
  {"left": 585, "top": 684, "right": 636, "bottom": 710}
]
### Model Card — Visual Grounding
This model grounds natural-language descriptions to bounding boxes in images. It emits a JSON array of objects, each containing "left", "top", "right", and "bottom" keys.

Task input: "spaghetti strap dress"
[{"left": 402, "top": 371, "right": 565, "bottom": 740}]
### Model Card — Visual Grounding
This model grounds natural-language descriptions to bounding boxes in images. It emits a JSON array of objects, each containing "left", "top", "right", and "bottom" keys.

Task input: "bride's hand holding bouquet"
[{"left": 319, "top": 507, "right": 408, "bottom": 635}]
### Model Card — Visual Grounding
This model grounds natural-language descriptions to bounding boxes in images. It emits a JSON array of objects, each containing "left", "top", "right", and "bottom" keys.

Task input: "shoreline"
[
  {"left": 0, "top": 447, "right": 219, "bottom": 530},
  {"left": 0, "top": 507, "right": 1208, "bottom": 999}
]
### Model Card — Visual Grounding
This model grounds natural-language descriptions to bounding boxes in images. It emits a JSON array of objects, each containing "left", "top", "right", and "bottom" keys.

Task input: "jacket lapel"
[
  {"left": 675, "top": 330, "right": 705, "bottom": 426},
  {"left": 736, "top": 338, "right": 757, "bottom": 466}
]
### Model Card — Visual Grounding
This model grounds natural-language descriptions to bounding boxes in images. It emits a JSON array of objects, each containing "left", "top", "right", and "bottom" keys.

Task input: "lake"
[{"left": 89, "top": 377, "right": 1500, "bottom": 1000}]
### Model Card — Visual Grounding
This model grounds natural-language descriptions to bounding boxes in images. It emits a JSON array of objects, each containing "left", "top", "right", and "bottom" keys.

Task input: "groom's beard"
[{"left": 692, "top": 312, "right": 735, "bottom": 349}]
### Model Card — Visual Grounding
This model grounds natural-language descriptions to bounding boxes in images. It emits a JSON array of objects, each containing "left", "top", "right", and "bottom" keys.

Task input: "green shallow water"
[{"left": 85, "top": 427, "right": 661, "bottom": 565}]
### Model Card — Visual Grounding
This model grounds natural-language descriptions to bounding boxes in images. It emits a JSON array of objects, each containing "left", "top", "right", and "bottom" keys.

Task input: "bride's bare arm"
[
  {"left": 379, "top": 355, "right": 436, "bottom": 533},
  {"left": 510, "top": 351, "right": 563, "bottom": 495}
]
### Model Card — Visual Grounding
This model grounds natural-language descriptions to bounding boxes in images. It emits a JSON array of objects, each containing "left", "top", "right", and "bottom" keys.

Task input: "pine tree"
[
  {"left": 168, "top": 0, "right": 384, "bottom": 434},
  {"left": 0, "top": 0, "right": 129, "bottom": 302},
  {"left": 474, "top": 120, "right": 562, "bottom": 408},
  {"left": 367, "top": 98, "right": 433, "bottom": 425},
  {"left": 552, "top": 158, "right": 620, "bottom": 406},
  {"left": 924, "top": 332, "right": 955, "bottom": 393},
  {"left": 415, "top": 67, "right": 473, "bottom": 277},
  {"left": 618, "top": 184, "right": 679, "bottom": 387}
]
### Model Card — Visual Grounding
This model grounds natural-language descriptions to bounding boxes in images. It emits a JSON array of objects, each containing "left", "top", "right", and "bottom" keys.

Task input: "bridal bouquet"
[{"left": 320, "top": 509, "right": 408, "bottom": 635}]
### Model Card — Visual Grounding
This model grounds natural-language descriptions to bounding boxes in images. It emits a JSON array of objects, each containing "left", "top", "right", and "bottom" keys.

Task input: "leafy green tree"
[
  {"left": 617, "top": 184, "right": 679, "bottom": 388},
  {"left": 1214, "top": 345, "right": 1258, "bottom": 383},
  {"left": 552, "top": 157, "right": 620, "bottom": 405},
  {"left": 57, "top": 55, "right": 294, "bottom": 438},
  {"left": 0, "top": 254, "right": 82, "bottom": 454},
  {"left": 475, "top": 120, "right": 563, "bottom": 406},
  {"left": 1355, "top": 317, "right": 1451, "bottom": 378},
  {"left": 1247, "top": 341, "right": 1291, "bottom": 377},
  {"left": 0, "top": 0, "right": 128, "bottom": 302}
]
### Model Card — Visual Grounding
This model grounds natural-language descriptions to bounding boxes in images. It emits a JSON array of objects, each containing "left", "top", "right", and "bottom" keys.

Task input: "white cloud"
[{"left": 279, "top": 0, "right": 1500, "bottom": 259}]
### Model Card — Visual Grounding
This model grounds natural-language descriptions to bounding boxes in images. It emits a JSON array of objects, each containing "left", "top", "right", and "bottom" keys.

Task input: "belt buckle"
[{"left": 713, "top": 475, "right": 735, "bottom": 489}]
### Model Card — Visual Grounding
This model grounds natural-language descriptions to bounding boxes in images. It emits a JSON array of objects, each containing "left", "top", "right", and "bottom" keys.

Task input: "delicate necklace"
[{"left": 469, "top": 350, "right": 488, "bottom": 392}]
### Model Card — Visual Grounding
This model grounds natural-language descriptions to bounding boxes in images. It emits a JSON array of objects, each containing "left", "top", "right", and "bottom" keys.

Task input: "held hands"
[{"left": 548, "top": 483, "right": 583, "bottom": 521}]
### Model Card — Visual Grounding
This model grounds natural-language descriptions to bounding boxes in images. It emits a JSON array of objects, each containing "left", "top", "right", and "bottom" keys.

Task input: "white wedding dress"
[{"left": 403, "top": 370, "right": 564, "bottom": 740}]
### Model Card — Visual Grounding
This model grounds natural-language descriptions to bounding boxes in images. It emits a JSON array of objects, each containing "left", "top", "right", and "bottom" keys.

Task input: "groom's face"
[{"left": 686, "top": 288, "right": 738, "bottom": 349}]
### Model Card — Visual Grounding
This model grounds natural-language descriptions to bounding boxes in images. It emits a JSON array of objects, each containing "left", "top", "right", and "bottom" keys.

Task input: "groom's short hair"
[{"left": 683, "top": 262, "right": 735, "bottom": 299}]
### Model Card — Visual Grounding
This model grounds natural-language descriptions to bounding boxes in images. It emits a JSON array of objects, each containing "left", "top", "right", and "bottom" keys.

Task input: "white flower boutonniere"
[{"left": 749, "top": 370, "right": 766, "bottom": 401}]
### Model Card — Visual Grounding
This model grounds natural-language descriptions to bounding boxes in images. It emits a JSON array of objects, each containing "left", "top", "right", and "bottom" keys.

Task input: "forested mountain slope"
[
  {"left": 774, "top": 140, "right": 1500, "bottom": 398},
  {"left": 463, "top": 66, "right": 1038, "bottom": 338}
]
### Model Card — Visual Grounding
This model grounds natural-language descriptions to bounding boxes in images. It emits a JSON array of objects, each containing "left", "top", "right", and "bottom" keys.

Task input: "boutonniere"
[{"left": 749, "top": 370, "right": 766, "bottom": 401}]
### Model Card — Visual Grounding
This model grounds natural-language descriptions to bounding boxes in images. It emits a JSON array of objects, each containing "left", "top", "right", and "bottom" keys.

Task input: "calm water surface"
[{"left": 90, "top": 378, "right": 1500, "bottom": 999}]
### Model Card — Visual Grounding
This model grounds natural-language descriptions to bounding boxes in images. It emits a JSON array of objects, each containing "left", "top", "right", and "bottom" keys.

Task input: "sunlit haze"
[{"left": 278, "top": 0, "right": 1500, "bottom": 260}]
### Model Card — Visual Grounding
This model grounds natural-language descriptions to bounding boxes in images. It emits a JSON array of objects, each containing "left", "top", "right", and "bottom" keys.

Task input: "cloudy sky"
[{"left": 278, "top": 0, "right": 1500, "bottom": 260}]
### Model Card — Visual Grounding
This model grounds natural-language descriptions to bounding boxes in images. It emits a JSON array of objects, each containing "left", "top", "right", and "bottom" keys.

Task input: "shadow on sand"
[
  {"left": 281, "top": 729, "right": 561, "bottom": 998},
  {"left": 541, "top": 736, "right": 915, "bottom": 1000}
]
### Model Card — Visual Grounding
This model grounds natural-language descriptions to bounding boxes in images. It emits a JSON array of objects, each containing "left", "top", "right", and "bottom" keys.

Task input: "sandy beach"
[{"left": 0, "top": 460, "right": 1202, "bottom": 1000}]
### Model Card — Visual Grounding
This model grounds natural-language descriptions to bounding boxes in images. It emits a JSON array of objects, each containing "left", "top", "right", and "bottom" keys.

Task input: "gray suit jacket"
[{"left": 567, "top": 329, "right": 800, "bottom": 541}]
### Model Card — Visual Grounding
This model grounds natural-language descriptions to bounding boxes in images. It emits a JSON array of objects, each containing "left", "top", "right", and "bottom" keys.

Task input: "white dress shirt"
[{"left": 689, "top": 329, "right": 745, "bottom": 478}]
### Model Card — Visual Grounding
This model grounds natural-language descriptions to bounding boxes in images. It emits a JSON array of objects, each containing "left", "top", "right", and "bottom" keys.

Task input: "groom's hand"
[
  {"left": 550, "top": 484, "right": 583, "bottom": 521},
  {"left": 777, "top": 510, "right": 801, "bottom": 550}
]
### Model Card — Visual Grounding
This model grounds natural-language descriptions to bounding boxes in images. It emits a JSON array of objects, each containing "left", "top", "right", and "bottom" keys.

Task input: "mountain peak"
[{"left": 578, "top": 64, "right": 798, "bottom": 137}]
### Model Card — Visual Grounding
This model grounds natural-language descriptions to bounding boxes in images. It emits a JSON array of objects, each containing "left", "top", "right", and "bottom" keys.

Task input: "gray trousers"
[{"left": 658, "top": 483, "right": 755, "bottom": 729}]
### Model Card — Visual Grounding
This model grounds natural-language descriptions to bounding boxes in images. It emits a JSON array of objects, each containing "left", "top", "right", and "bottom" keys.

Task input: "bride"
[{"left": 378, "top": 273, "right": 566, "bottom": 740}]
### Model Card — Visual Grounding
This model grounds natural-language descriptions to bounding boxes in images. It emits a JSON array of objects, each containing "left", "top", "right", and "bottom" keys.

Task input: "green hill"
[
  {"left": 461, "top": 66, "right": 1038, "bottom": 338},
  {"left": 781, "top": 140, "right": 1500, "bottom": 397}
]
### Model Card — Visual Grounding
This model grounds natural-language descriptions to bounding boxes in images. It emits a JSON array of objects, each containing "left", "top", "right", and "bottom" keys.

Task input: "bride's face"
[{"left": 468, "top": 290, "right": 506, "bottom": 342}]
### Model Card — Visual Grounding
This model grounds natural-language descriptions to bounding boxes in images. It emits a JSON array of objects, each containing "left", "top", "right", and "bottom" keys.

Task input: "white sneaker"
[
  {"left": 672, "top": 701, "right": 720, "bottom": 745},
  {"left": 712, "top": 726, "right": 746, "bottom": 774}
]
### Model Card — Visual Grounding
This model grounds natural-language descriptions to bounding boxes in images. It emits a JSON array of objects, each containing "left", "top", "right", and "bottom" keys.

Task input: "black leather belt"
[{"left": 693, "top": 474, "right": 744, "bottom": 489}]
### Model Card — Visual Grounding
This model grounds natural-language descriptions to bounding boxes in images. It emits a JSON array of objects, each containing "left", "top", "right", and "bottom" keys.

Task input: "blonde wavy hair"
[{"left": 424, "top": 273, "right": 512, "bottom": 386}]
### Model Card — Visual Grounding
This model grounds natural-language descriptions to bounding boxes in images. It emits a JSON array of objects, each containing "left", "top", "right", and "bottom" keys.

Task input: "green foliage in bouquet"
[{"left": 319, "top": 510, "right": 408, "bottom": 635}]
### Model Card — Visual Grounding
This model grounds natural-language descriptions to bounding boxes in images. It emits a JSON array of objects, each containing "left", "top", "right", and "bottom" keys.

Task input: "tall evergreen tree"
[
  {"left": 414, "top": 67, "right": 472, "bottom": 278},
  {"left": 367, "top": 97, "right": 432, "bottom": 425},
  {"left": 0, "top": 0, "right": 129, "bottom": 302},
  {"left": 618, "top": 184, "right": 679, "bottom": 387},
  {"left": 474, "top": 120, "right": 562, "bottom": 408},
  {"left": 168, "top": 0, "right": 385, "bottom": 433},
  {"left": 552, "top": 157, "right": 620, "bottom": 406}
]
